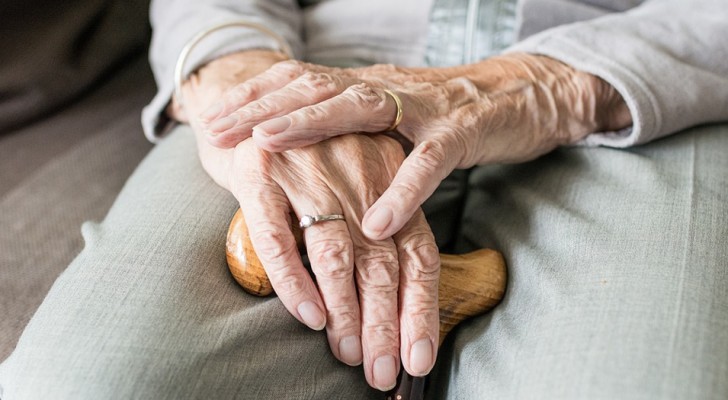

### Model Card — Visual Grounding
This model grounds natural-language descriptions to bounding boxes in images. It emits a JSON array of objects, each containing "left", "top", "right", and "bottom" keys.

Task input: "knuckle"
[
  {"left": 344, "top": 83, "right": 386, "bottom": 112},
  {"left": 356, "top": 252, "right": 399, "bottom": 291},
  {"left": 357, "top": 276, "right": 398, "bottom": 293},
  {"left": 308, "top": 239, "right": 353, "bottom": 279},
  {"left": 273, "top": 59, "right": 307, "bottom": 78},
  {"left": 251, "top": 228, "right": 294, "bottom": 262},
  {"left": 413, "top": 140, "right": 448, "bottom": 172},
  {"left": 357, "top": 251, "right": 398, "bottom": 268},
  {"left": 447, "top": 77, "right": 480, "bottom": 98},
  {"left": 271, "top": 272, "right": 308, "bottom": 296},
  {"left": 363, "top": 321, "right": 399, "bottom": 342},
  {"left": 326, "top": 304, "right": 360, "bottom": 328},
  {"left": 298, "top": 72, "right": 340, "bottom": 96},
  {"left": 228, "top": 83, "right": 257, "bottom": 103},
  {"left": 402, "top": 302, "right": 439, "bottom": 330},
  {"left": 296, "top": 105, "right": 331, "bottom": 124},
  {"left": 402, "top": 239, "right": 440, "bottom": 280},
  {"left": 393, "top": 140, "right": 453, "bottom": 188},
  {"left": 247, "top": 98, "right": 276, "bottom": 115}
]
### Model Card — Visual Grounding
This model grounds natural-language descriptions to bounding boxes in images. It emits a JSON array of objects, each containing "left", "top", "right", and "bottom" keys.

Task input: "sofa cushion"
[
  {"left": 0, "top": 56, "right": 154, "bottom": 362},
  {"left": 0, "top": 0, "right": 150, "bottom": 133}
]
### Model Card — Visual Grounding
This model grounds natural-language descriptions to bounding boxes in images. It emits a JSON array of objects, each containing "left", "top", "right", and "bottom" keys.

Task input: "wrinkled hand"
[
  {"left": 176, "top": 51, "right": 440, "bottom": 391},
  {"left": 233, "top": 135, "right": 440, "bottom": 391},
  {"left": 199, "top": 52, "right": 631, "bottom": 240}
]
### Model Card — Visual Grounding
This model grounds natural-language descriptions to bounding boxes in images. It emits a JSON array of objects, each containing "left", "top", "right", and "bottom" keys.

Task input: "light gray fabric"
[
  {"left": 425, "top": 0, "right": 518, "bottom": 66},
  {"left": 508, "top": 0, "right": 728, "bottom": 147},
  {"left": 143, "top": 0, "right": 728, "bottom": 149},
  {"left": 434, "top": 124, "right": 728, "bottom": 399},
  {"left": 2, "top": 122, "right": 727, "bottom": 399},
  {"left": 0, "top": 127, "right": 378, "bottom": 399},
  {"left": 0, "top": 56, "right": 155, "bottom": 362},
  {"left": 302, "top": 0, "right": 433, "bottom": 68},
  {"left": 514, "top": 0, "right": 643, "bottom": 40},
  {"left": 142, "top": 0, "right": 434, "bottom": 140}
]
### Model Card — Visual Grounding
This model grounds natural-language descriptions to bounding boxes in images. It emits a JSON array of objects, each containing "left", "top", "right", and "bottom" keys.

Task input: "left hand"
[
  {"left": 176, "top": 51, "right": 441, "bottom": 391},
  {"left": 198, "top": 53, "right": 631, "bottom": 240}
]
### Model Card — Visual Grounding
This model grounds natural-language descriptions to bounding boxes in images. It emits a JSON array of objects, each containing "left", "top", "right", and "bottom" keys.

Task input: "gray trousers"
[{"left": 1, "top": 124, "right": 727, "bottom": 399}]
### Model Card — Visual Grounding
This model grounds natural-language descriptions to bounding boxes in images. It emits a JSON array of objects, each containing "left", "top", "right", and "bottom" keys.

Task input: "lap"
[
  {"left": 2, "top": 123, "right": 726, "bottom": 399},
  {"left": 433, "top": 124, "right": 728, "bottom": 399},
  {"left": 0, "top": 127, "right": 378, "bottom": 399}
]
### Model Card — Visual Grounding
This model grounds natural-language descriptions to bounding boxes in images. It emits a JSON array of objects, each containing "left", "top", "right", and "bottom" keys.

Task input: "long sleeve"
[
  {"left": 141, "top": 0, "right": 304, "bottom": 141},
  {"left": 507, "top": 0, "right": 728, "bottom": 147}
]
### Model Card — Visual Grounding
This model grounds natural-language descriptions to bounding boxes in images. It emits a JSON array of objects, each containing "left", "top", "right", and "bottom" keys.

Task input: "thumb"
[{"left": 362, "top": 139, "right": 459, "bottom": 240}]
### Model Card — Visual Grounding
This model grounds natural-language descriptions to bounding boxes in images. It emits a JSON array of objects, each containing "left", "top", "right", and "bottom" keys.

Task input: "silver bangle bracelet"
[{"left": 173, "top": 21, "right": 294, "bottom": 106}]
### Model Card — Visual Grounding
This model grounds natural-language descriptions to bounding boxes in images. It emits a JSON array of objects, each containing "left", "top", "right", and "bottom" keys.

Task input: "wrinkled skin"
[
  {"left": 173, "top": 50, "right": 440, "bottom": 391},
  {"left": 177, "top": 50, "right": 631, "bottom": 392},
  {"left": 199, "top": 53, "right": 631, "bottom": 240}
]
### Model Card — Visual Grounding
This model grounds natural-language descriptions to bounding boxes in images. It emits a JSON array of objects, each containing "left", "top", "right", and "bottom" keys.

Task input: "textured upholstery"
[{"left": 0, "top": 57, "right": 154, "bottom": 361}]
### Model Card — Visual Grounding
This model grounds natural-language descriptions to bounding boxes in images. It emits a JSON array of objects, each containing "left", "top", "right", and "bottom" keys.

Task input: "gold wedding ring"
[{"left": 383, "top": 89, "right": 404, "bottom": 132}]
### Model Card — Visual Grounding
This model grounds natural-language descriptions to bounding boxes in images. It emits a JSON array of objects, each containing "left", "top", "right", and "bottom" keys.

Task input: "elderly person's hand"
[
  {"left": 199, "top": 53, "right": 632, "bottom": 240},
  {"left": 174, "top": 51, "right": 440, "bottom": 391}
]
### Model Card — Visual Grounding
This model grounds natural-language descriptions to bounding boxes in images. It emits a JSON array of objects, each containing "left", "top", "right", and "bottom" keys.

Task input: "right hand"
[
  {"left": 174, "top": 51, "right": 441, "bottom": 391},
  {"left": 197, "top": 54, "right": 631, "bottom": 242}
]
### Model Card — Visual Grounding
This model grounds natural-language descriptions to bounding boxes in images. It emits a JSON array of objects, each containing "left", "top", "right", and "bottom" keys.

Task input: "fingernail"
[
  {"left": 363, "top": 207, "right": 393, "bottom": 237},
  {"left": 199, "top": 102, "right": 223, "bottom": 122},
  {"left": 339, "top": 335, "right": 363, "bottom": 366},
  {"left": 373, "top": 355, "right": 397, "bottom": 391},
  {"left": 254, "top": 116, "right": 291, "bottom": 136},
  {"left": 207, "top": 115, "right": 238, "bottom": 134},
  {"left": 410, "top": 339, "right": 433, "bottom": 376},
  {"left": 297, "top": 301, "right": 326, "bottom": 331}
]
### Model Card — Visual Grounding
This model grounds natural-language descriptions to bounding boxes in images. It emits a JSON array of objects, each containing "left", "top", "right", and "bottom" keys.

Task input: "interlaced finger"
[
  {"left": 392, "top": 209, "right": 439, "bottom": 377},
  {"left": 298, "top": 211, "right": 362, "bottom": 367}
]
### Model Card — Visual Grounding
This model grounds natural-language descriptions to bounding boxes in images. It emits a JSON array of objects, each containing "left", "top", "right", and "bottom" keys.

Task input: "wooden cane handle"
[{"left": 226, "top": 209, "right": 507, "bottom": 397}]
